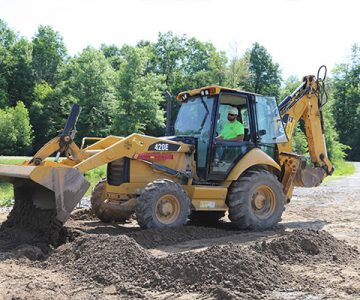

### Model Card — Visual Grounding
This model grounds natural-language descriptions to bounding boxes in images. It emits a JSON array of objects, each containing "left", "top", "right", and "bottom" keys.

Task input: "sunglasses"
[{"left": 228, "top": 113, "right": 237, "bottom": 117}]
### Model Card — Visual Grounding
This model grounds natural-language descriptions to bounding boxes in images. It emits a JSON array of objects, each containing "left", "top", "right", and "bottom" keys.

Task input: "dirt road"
[
  {"left": 0, "top": 163, "right": 359, "bottom": 299},
  {"left": 286, "top": 162, "right": 360, "bottom": 248}
]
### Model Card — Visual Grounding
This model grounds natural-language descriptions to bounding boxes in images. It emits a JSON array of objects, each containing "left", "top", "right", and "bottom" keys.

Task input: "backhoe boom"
[{"left": 277, "top": 73, "right": 334, "bottom": 201}]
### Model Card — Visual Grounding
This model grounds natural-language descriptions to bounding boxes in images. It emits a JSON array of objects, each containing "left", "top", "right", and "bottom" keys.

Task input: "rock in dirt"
[{"left": 252, "top": 229, "right": 359, "bottom": 263}]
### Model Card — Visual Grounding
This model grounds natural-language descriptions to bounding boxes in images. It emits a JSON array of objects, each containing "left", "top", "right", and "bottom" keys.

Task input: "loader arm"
[
  {"left": 74, "top": 133, "right": 192, "bottom": 173},
  {"left": 25, "top": 136, "right": 90, "bottom": 166},
  {"left": 276, "top": 73, "right": 334, "bottom": 200}
]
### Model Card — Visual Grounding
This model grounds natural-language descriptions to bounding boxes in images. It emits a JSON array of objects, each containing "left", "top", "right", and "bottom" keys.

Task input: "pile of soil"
[
  {"left": 70, "top": 208, "right": 97, "bottom": 221},
  {"left": 39, "top": 228, "right": 359, "bottom": 299},
  {"left": 46, "top": 233, "right": 297, "bottom": 299},
  {"left": 0, "top": 196, "right": 64, "bottom": 258},
  {"left": 127, "top": 225, "right": 238, "bottom": 248},
  {"left": 252, "top": 229, "right": 359, "bottom": 263}
]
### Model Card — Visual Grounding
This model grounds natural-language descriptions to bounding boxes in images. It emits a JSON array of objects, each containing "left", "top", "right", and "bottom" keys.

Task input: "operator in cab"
[{"left": 216, "top": 107, "right": 244, "bottom": 142}]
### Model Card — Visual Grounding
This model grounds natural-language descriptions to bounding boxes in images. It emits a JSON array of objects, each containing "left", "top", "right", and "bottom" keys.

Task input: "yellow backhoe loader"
[{"left": 0, "top": 66, "right": 333, "bottom": 239}]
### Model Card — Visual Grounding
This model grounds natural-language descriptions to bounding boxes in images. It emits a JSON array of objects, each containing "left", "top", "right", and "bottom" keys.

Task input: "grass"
[
  {"left": 84, "top": 166, "right": 107, "bottom": 195},
  {"left": 0, "top": 157, "right": 29, "bottom": 206},
  {"left": 331, "top": 161, "right": 356, "bottom": 177},
  {"left": 0, "top": 183, "right": 14, "bottom": 207},
  {"left": 0, "top": 156, "right": 106, "bottom": 207},
  {"left": 0, "top": 156, "right": 29, "bottom": 165}
]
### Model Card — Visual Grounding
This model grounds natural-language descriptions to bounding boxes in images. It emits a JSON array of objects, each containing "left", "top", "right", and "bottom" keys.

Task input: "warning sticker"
[{"left": 199, "top": 201, "right": 216, "bottom": 209}]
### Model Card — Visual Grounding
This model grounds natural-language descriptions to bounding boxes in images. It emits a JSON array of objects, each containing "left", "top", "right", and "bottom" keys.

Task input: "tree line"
[{"left": 0, "top": 19, "right": 359, "bottom": 162}]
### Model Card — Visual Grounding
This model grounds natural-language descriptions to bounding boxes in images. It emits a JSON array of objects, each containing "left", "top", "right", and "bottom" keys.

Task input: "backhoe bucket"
[
  {"left": 0, "top": 165, "right": 90, "bottom": 225},
  {"left": 294, "top": 166, "right": 326, "bottom": 187}
]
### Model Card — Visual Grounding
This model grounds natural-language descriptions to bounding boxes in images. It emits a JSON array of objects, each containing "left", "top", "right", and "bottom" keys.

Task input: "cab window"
[
  {"left": 255, "top": 96, "right": 287, "bottom": 144},
  {"left": 216, "top": 94, "right": 250, "bottom": 141}
]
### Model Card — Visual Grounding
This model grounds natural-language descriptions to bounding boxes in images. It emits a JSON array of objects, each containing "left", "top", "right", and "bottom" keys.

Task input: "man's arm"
[{"left": 225, "top": 134, "right": 244, "bottom": 142}]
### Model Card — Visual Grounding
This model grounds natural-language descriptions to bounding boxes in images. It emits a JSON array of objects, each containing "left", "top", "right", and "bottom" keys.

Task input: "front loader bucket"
[
  {"left": 294, "top": 166, "right": 326, "bottom": 187},
  {"left": 0, "top": 165, "right": 90, "bottom": 226}
]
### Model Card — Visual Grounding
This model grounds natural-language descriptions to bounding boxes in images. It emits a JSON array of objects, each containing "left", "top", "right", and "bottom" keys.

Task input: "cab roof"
[{"left": 176, "top": 85, "right": 260, "bottom": 101}]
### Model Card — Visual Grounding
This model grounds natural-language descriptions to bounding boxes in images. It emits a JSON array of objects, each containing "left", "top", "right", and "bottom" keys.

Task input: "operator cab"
[{"left": 174, "top": 86, "right": 287, "bottom": 181}]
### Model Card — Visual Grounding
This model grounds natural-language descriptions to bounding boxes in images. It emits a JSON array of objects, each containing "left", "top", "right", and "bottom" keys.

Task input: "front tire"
[
  {"left": 91, "top": 179, "right": 133, "bottom": 222},
  {"left": 135, "top": 179, "right": 190, "bottom": 229},
  {"left": 226, "top": 169, "right": 285, "bottom": 229}
]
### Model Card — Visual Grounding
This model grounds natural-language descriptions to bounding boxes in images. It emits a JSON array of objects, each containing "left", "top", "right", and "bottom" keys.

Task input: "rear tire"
[
  {"left": 91, "top": 179, "right": 133, "bottom": 222},
  {"left": 226, "top": 169, "right": 285, "bottom": 229},
  {"left": 136, "top": 179, "right": 190, "bottom": 229}
]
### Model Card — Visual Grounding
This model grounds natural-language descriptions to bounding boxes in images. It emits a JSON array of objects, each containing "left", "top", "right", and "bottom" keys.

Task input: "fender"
[{"left": 224, "top": 148, "right": 281, "bottom": 185}]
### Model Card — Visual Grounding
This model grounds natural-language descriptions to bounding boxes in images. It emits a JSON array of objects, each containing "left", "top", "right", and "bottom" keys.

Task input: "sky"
[{"left": 1, "top": 0, "right": 359, "bottom": 79}]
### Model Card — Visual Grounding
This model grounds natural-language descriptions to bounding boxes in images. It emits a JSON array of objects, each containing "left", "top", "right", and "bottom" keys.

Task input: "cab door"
[{"left": 207, "top": 92, "right": 255, "bottom": 180}]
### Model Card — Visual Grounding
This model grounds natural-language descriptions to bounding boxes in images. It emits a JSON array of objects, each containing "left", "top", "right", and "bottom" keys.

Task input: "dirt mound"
[
  {"left": 0, "top": 226, "right": 51, "bottom": 260},
  {"left": 5, "top": 224, "right": 360, "bottom": 299},
  {"left": 48, "top": 234, "right": 153, "bottom": 285},
  {"left": 47, "top": 233, "right": 295, "bottom": 299},
  {"left": 44, "top": 228, "right": 359, "bottom": 298},
  {"left": 253, "top": 229, "right": 359, "bottom": 263},
  {"left": 69, "top": 208, "right": 97, "bottom": 221},
  {"left": 148, "top": 243, "right": 292, "bottom": 297},
  {"left": 127, "top": 225, "right": 237, "bottom": 248},
  {"left": 0, "top": 197, "right": 65, "bottom": 259}
]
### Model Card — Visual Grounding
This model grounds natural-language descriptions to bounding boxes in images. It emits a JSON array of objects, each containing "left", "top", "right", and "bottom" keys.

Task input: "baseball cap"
[{"left": 228, "top": 107, "right": 238, "bottom": 115}]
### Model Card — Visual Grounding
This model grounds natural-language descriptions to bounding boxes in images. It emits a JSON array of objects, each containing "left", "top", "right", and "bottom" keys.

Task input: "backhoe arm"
[{"left": 277, "top": 74, "right": 334, "bottom": 197}]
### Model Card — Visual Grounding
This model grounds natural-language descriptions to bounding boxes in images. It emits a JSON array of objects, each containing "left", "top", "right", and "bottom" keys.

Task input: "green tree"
[
  {"left": 182, "top": 38, "right": 227, "bottom": 88},
  {"left": 332, "top": 44, "right": 360, "bottom": 161},
  {"left": 112, "top": 45, "right": 165, "bottom": 136},
  {"left": 58, "top": 47, "right": 116, "bottom": 139},
  {"left": 152, "top": 32, "right": 187, "bottom": 93},
  {"left": 32, "top": 25, "right": 67, "bottom": 86},
  {"left": 226, "top": 53, "right": 249, "bottom": 89},
  {"left": 7, "top": 38, "right": 34, "bottom": 107},
  {"left": 151, "top": 32, "right": 227, "bottom": 94},
  {"left": 0, "top": 102, "right": 32, "bottom": 155},
  {"left": 278, "top": 76, "right": 301, "bottom": 102},
  {"left": 323, "top": 104, "right": 350, "bottom": 162},
  {"left": 149, "top": 32, "right": 228, "bottom": 132},
  {"left": 0, "top": 30, "right": 34, "bottom": 108},
  {"left": 0, "top": 19, "right": 17, "bottom": 108},
  {"left": 100, "top": 44, "right": 122, "bottom": 71},
  {"left": 292, "top": 124, "right": 308, "bottom": 155},
  {"left": 241, "top": 42, "right": 282, "bottom": 97},
  {"left": 29, "top": 81, "right": 61, "bottom": 150}
]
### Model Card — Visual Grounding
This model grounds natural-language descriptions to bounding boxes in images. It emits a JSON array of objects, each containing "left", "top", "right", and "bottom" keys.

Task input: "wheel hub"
[
  {"left": 253, "top": 193, "right": 266, "bottom": 209},
  {"left": 251, "top": 185, "right": 276, "bottom": 219},
  {"left": 156, "top": 194, "right": 180, "bottom": 224},
  {"left": 159, "top": 201, "right": 173, "bottom": 216}
]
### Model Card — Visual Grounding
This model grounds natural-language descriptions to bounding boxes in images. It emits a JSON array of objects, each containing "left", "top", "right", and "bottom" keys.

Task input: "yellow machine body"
[{"left": 0, "top": 70, "right": 333, "bottom": 231}]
